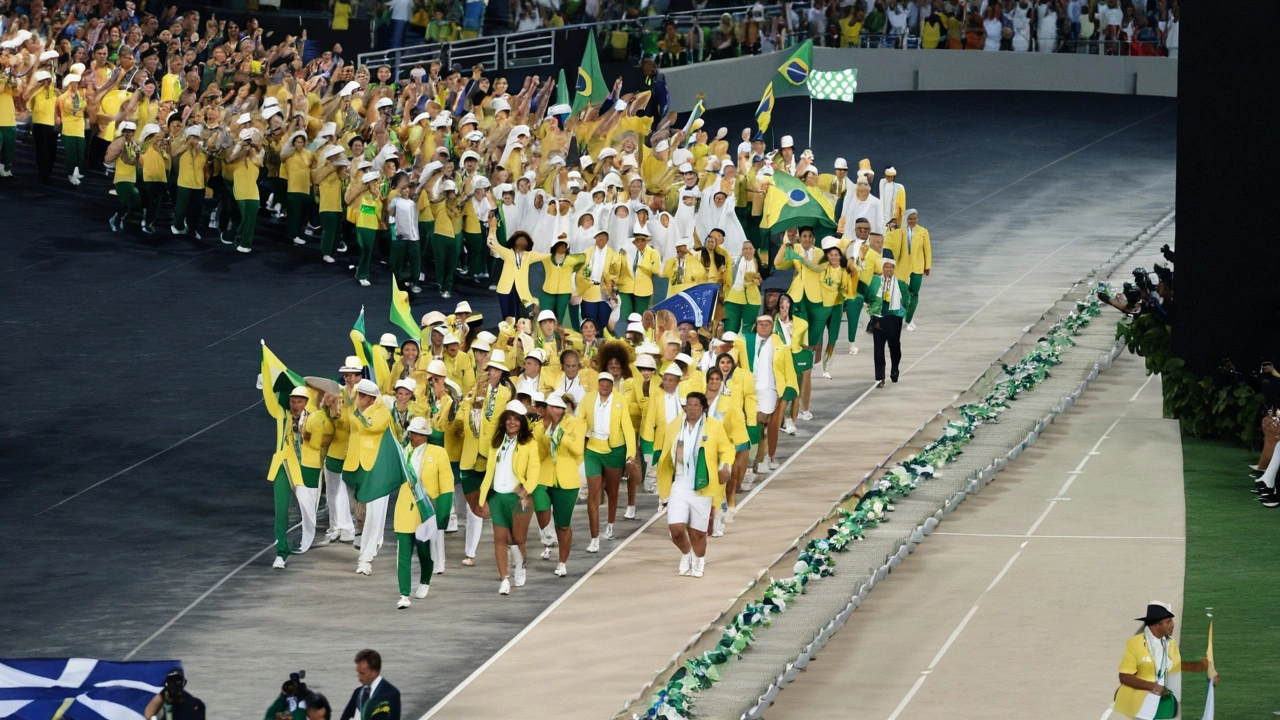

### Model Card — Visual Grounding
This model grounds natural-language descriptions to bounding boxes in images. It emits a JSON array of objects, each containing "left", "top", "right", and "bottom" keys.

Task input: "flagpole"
[{"left": 808, "top": 95, "right": 814, "bottom": 150}]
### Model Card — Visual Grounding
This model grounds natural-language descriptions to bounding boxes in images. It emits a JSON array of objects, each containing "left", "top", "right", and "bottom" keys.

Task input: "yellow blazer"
[
  {"left": 774, "top": 244, "right": 825, "bottom": 303},
  {"left": 580, "top": 390, "right": 637, "bottom": 456},
  {"left": 444, "top": 351, "right": 477, "bottom": 395},
  {"left": 326, "top": 386, "right": 362, "bottom": 462},
  {"left": 539, "top": 253, "right": 586, "bottom": 295},
  {"left": 1113, "top": 633, "right": 1183, "bottom": 718},
  {"left": 431, "top": 394, "right": 466, "bottom": 462},
  {"left": 577, "top": 245, "right": 622, "bottom": 302},
  {"left": 393, "top": 442, "right": 454, "bottom": 533},
  {"left": 533, "top": 416, "right": 586, "bottom": 489},
  {"left": 342, "top": 401, "right": 392, "bottom": 472},
  {"left": 776, "top": 316, "right": 809, "bottom": 354},
  {"left": 478, "top": 437, "right": 542, "bottom": 502},
  {"left": 723, "top": 257, "right": 763, "bottom": 306},
  {"left": 642, "top": 388, "right": 683, "bottom": 451},
  {"left": 656, "top": 416, "right": 735, "bottom": 500},
  {"left": 662, "top": 255, "right": 707, "bottom": 295},
  {"left": 461, "top": 382, "right": 513, "bottom": 471},
  {"left": 491, "top": 242, "right": 551, "bottom": 302},
  {"left": 883, "top": 227, "right": 908, "bottom": 276},
  {"left": 713, "top": 369, "right": 757, "bottom": 444},
  {"left": 617, "top": 246, "right": 663, "bottom": 297},
  {"left": 301, "top": 410, "right": 334, "bottom": 468},
  {"left": 901, "top": 224, "right": 932, "bottom": 277},
  {"left": 735, "top": 333, "right": 799, "bottom": 400}
]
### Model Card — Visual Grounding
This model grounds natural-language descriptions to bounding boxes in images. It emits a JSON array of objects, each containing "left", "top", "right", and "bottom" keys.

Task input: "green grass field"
[{"left": 1179, "top": 434, "right": 1279, "bottom": 717}]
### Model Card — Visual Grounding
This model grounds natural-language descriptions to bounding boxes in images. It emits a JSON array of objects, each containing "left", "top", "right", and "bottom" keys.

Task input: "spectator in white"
[
  {"left": 389, "top": 0, "right": 414, "bottom": 48},
  {"left": 1162, "top": 4, "right": 1178, "bottom": 58},
  {"left": 1010, "top": 0, "right": 1032, "bottom": 51},
  {"left": 886, "top": 1, "right": 908, "bottom": 47},
  {"left": 1099, "top": 0, "right": 1123, "bottom": 54},
  {"left": 808, "top": 0, "right": 830, "bottom": 46},
  {"left": 1035, "top": 0, "right": 1060, "bottom": 53},
  {"left": 983, "top": 5, "right": 1004, "bottom": 51},
  {"left": 516, "top": 3, "right": 542, "bottom": 32}
]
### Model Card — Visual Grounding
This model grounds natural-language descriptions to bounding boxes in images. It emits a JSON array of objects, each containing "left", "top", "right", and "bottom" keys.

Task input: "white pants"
[
  {"left": 429, "top": 526, "right": 446, "bottom": 570},
  {"left": 1262, "top": 441, "right": 1280, "bottom": 489},
  {"left": 756, "top": 387, "right": 779, "bottom": 415},
  {"left": 666, "top": 485, "right": 712, "bottom": 530},
  {"left": 323, "top": 468, "right": 355, "bottom": 533},
  {"left": 358, "top": 494, "right": 390, "bottom": 564},
  {"left": 294, "top": 486, "right": 321, "bottom": 552},
  {"left": 455, "top": 480, "right": 483, "bottom": 559}
]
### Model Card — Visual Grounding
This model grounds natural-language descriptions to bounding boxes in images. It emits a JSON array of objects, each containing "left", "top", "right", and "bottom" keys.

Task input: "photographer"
[
  {"left": 1097, "top": 252, "right": 1174, "bottom": 323},
  {"left": 266, "top": 671, "right": 309, "bottom": 720},
  {"left": 143, "top": 667, "right": 206, "bottom": 720}
]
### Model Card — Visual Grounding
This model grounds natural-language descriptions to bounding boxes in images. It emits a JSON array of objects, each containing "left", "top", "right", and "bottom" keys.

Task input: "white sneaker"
[
  {"left": 69, "top": 174, "right": 81, "bottom": 186},
  {"left": 541, "top": 526, "right": 557, "bottom": 547},
  {"left": 691, "top": 556, "right": 705, "bottom": 578},
  {"left": 433, "top": 566, "right": 444, "bottom": 575},
  {"left": 513, "top": 565, "right": 527, "bottom": 587},
  {"left": 339, "top": 530, "right": 355, "bottom": 543},
  {"left": 397, "top": 595, "right": 411, "bottom": 609},
  {"left": 414, "top": 584, "right": 430, "bottom": 599},
  {"left": 272, "top": 556, "right": 286, "bottom": 569},
  {"left": 358, "top": 279, "right": 371, "bottom": 287},
  {"left": 293, "top": 237, "right": 306, "bottom": 245},
  {"left": 678, "top": 553, "right": 692, "bottom": 576},
  {"left": 768, "top": 456, "right": 778, "bottom": 471},
  {"left": 624, "top": 505, "right": 637, "bottom": 520},
  {"left": 540, "top": 545, "right": 553, "bottom": 560},
  {"left": 907, "top": 322, "right": 916, "bottom": 332},
  {"left": 587, "top": 537, "right": 601, "bottom": 553},
  {"left": 170, "top": 225, "right": 185, "bottom": 235},
  {"left": 236, "top": 246, "right": 251, "bottom": 254},
  {"left": 822, "top": 370, "right": 832, "bottom": 379},
  {"left": 711, "top": 514, "right": 725, "bottom": 537},
  {"left": 441, "top": 291, "right": 451, "bottom": 299},
  {"left": 604, "top": 523, "right": 614, "bottom": 540},
  {"left": 849, "top": 344, "right": 859, "bottom": 355},
  {"left": 0, "top": 165, "right": 12, "bottom": 177},
  {"left": 781, "top": 419, "right": 797, "bottom": 435},
  {"left": 742, "top": 470, "right": 757, "bottom": 490},
  {"left": 554, "top": 562, "right": 568, "bottom": 577},
  {"left": 724, "top": 507, "right": 736, "bottom": 524},
  {"left": 446, "top": 512, "right": 459, "bottom": 532},
  {"left": 498, "top": 577, "right": 511, "bottom": 595},
  {"left": 356, "top": 561, "right": 372, "bottom": 575},
  {"left": 325, "top": 527, "right": 341, "bottom": 542},
  {"left": 799, "top": 410, "right": 813, "bottom": 421},
  {"left": 411, "top": 285, "right": 422, "bottom": 294},
  {"left": 323, "top": 255, "right": 335, "bottom": 264}
]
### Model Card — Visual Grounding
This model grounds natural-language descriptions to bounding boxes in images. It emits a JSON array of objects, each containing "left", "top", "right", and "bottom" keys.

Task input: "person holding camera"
[
  {"left": 144, "top": 667, "right": 206, "bottom": 720},
  {"left": 266, "top": 671, "right": 309, "bottom": 720}
]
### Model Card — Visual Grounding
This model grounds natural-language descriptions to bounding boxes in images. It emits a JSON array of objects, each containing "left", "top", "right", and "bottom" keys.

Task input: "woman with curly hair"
[
  {"left": 478, "top": 401, "right": 540, "bottom": 595},
  {"left": 598, "top": 339, "right": 644, "bottom": 521}
]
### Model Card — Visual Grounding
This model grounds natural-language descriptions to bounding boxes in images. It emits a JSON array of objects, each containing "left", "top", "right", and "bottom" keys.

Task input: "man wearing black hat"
[
  {"left": 1112, "top": 602, "right": 1217, "bottom": 719},
  {"left": 143, "top": 667, "right": 206, "bottom": 719}
]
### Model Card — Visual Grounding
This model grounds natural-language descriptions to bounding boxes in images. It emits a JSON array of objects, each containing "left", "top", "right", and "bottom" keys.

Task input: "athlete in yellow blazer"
[
  {"left": 393, "top": 418, "right": 453, "bottom": 607},
  {"left": 532, "top": 394, "right": 585, "bottom": 574},
  {"left": 662, "top": 240, "right": 707, "bottom": 295},
  {"left": 656, "top": 398, "right": 734, "bottom": 577},
  {"left": 580, "top": 373, "right": 637, "bottom": 551},
  {"left": 772, "top": 230, "right": 827, "bottom": 346},
  {"left": 617, "top": 232, "right": 663, "bottom": 320},
  {"left": 900, "top": 211, "right": 932, "bottom": 326},
  {"left": 488, "top": 232, "right": 550, "bottom": 307},
  {"left": 478, "top": 401, "right": 541, "bottom": 594}
]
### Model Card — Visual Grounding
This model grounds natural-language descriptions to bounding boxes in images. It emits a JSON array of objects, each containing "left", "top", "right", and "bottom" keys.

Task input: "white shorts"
[
  {"left": 756, "top": 387, "right": 779, "bottom": 415},
  {"left": 666, "top": 485, "right": 712, "bottom": 530}
]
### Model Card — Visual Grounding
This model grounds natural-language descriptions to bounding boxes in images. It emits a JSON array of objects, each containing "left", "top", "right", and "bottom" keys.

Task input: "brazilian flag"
[
  {"left": 771, "top": 40, "right": 813, "bottom": 98},
  {"left": 347, "top": 427, "right": 408, "bottom": 503},
  {"left": 762, "top": 168, "right": 836, "bottom": 233},
  {"left": 571, "top": 37, "right": 608, "bottom": 114}
]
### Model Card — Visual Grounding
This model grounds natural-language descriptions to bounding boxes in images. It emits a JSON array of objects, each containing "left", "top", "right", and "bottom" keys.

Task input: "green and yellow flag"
[
  {"left": 762, "top": 168, "right": 836, "bottom": 233},
  {"left": 755, "top": 82, "right": 776, "bottom": 134},
  {"left": 350, "top": 427, "right": 408, "bottom": 503},
  {"left": 261, "top": 341, "right": 304, "bottom": 420},
  {"left": 572, "top": 37, "right": 608, "bottom": 113},
  {"left": 771, "top": 39, "right": 813, "bottom": 98},
  {"left": 390, "top": 286, "right": 418, "bottom": 342}
]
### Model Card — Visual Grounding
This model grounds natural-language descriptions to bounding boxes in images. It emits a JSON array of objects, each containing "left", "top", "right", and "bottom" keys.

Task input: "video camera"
[{"left": 282, "top": 670, "right": 307, "bottom": 697}]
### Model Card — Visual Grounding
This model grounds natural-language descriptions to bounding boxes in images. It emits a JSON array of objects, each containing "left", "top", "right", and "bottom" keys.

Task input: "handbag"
[{"left": 1154, "top": 692, "right": 1178, "bottom": 719}]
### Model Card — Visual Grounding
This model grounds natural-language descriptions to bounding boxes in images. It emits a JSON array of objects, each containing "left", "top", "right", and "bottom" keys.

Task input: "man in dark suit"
[{"left": 339, "top": 649, "right": 401, "bottom": 720}]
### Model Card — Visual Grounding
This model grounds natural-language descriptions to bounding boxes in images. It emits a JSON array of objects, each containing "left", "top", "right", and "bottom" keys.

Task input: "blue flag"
[
  {"left": 0, "top": 658, "right": 179, "bottom": 719},
  {"left": 653, "top": 283, "right": 721, "bottom": 328}
]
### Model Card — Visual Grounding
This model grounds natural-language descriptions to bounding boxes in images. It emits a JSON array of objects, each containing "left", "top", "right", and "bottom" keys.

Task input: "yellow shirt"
[
  {"left": 113, "top": 149, "right": 138, "bottom": 184},
  {"left": 1113, "top": 633, "right": 1182, "bottom": 718},
  {"left": 59, "top": 91, "right": 87, "bottom": 137},
  {"left": 318, "top": 171, "right": 343, "bottom": 213},
  {"left": 285, "top": 149, "right": 313, "bottom": 194},
  {"left": 98, "top": 89, "right": 130, "bottom": 140},
  {"left": 29, "top": 86, "right": 59, "bottom": 126},
  {"left": 393, "top": 442, "right": 453, "bottom": 533},
  {"left": 357, "top": 191, "right": 383, "bottom": 230},
  {"left": 540, "top": 253, "right": 586, "bottom": 295},
  {"left": 0, "top": 82, "right": 16, "bottom": 127},
  {"left": 177, "top": 145, "right": 207, "bottom": 190},
  {"left": 232, "top": 156, "right": 261, "bottom": 201},
  {"left": 617, "top": 246, "right": 662, "bottom": 297},
  {"left": 140, "top": 144, "right": 170, "bottom": 183},
  {"left": 161, "top": 73, "right": 183, "bottom": 103}
]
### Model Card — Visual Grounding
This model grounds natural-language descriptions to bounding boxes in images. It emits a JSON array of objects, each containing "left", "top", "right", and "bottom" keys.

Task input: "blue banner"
[
  {"left": 653, "top": 283, "right": 721, "bottom": 328},
  {"left": 0, "top": 658, "right": 179, "bottom": 719}
]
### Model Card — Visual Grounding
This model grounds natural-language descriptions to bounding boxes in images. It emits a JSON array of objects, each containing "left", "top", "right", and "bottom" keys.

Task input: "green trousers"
[
  {"left": 434, "top": 232, "right": 460, "bottom": 292},
  {"left": 237, "top": 199, "right": 260, "bottom": 249},
  {"left": 286, "top": 192, "right": 310, "bottom": 241},
  {"left": 906, "top": 273, "right": 923, "bottom": 323},
  {"left": 397, "top": 532, "right": 434, "bottom": 596},
  {"left": 617, "top": 293, "right": 651, "bottom": 325},
  {"left": 390, "top": 239, "right": 422, "bottom": 286},
  {"left": 418, "top": 221, "right": 435, "bottom": 273},
  {"left": 115, "top": 181, "right": 139, "bottom": 216},
  {"left": 173, "top": 186, "right": 204, "bottom": 232},
  {"left": 143, "top": 181, "right": 167, "bottom": 228},
  {"left": 355, "top": 226, "right": 377, "bottom": 280},
  {"left": 63, "top": 134, "right": 85, "bottom": 177},
  {"left": 0, "top": 125, "right": 13, "bottom": 168},
  {"left": 319, "top": 211, "right": 341, "bottom": 255},
  {"left": 273, "top": 477, "right": 292, "bottom": 560},
  {"left": 539, "top": 292, "right": 571, "bottom": 325},
  {"left": 462, "top": 231, "right": 487, "bottom": 276},
  {"left": 723, "top": 301, "right": 760, "bottom": 335},
  {"left": 844, "top": 295, "right": 867, "bottom": 341}
]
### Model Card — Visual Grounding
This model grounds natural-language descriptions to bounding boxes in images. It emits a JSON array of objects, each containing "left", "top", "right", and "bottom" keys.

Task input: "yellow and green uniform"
[
  {"left": 231, "top": 153, "right": 263, "bottom": 249},
  {"left": 533, "top": 415, "right": 585, "bottom": 527},
  {"left": 656, "top": 415, "right": 735, "bottom": 502},
  {"left": 841, "top": 243, "right": 882, "bottom": 342},
  {"left": 477, "top": 435, "right": 541, "bottom": 529},
  {"left": 662, "top": 254, "right": 707, "bottom": 295},
  {"left": 173, "top": 140, "right": 208, "bottom": 232},
  {"left": 394, "top": 440, "right": 453, "bottom": 595},
  {"left": 774, "top": 244, "right": 827, "bottom": 345},
  {"left": 29, "top": 83, "right": 60, "bottom": 180},
  {"left": 537, "top": 252, "right": 586, "bottom": 326},
  {"left": 284, "top": 148, "right": 314, "bottom": 241},
  {"left": 460, "top": 381, "right": 512, "bottom": 493},
  {"left": 355, "top": 189, "right": 383, "bottom": 280},
  {"left": 58, "top": 90, "right": 88, "bottom": 176},
  {"left": 431, "top": 194, "right": 462, "bottom": 293},
  {"left": 618, "top": 245, "right": 662, "bottom": 321},
  {"left": 580, "top": 390, "right": 636, "bottom": 477},
  {"left": 139, "top": 141, "right": 171, "bottom": 227},
  {"left": 0, "top": 77, "right": 18, "bottom": 169},
  {"left": 113, "top": 141, "right": 141, "bottom": 218},
  {"left": 316, "top": 167, "right": 345, "bottom": 256},
  {"left": 722, "top": 256, "right": 763, "bottom": 334}
]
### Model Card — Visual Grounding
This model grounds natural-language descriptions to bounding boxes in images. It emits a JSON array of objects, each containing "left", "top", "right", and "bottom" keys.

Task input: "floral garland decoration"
[{"left": 637, "top": 294, "right": 1103, "bottom": 720}]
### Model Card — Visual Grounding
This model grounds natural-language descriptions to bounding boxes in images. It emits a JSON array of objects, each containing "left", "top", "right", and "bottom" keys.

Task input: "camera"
[
  {"left": 1160, "top": 243, "right": 1174, "bottom": 263},
  {"left": 282, "top": 670, "right": 307, "bottom": 696}
]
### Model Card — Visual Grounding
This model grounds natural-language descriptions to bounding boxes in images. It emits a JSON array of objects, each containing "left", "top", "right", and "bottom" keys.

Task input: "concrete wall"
[{"left": 663, "top": 47, "right": 1177, "bottom": 110}]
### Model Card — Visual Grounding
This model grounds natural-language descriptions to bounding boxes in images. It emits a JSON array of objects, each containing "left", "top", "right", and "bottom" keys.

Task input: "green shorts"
[
  {"left": 532, "top": 485, "right": 552, "bottom": 513},
  {"left": 735, "top": 441, "right": 751, "bottom": 452},
  {"left": 793, "top": 348, "right": 814, "bottom": 374},
  {"left": 300, "top": 465, "right": 322, "bottom": 489},
  {"left": 488, "top": 491, "right": 530, "bottom": 529},
  {"left": 747, "top": 425, "right": 762, "bottom": 445},
  {"left": 460, "top": 468, "right": 484, "bottom": 495},
  {"left": 804, "top": 301, "right": 832, "bottom": 345},
  {"left": 585, "top": 445, "right": 626, "bottom": 476},
  {"left": 549, "top": 486, "right": 578, "bottom": 528},
  {"left": 325, "top": 455, "right": 345, "bottom": 473}
]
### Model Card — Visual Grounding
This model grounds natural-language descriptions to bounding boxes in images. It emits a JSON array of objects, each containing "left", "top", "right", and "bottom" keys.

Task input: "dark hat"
[
  {"left": 1136, "top": 602, "right": 1175, "bottom": 625},
  {"left": 880, "top": 248, "right": 895, "bottom": 261}
]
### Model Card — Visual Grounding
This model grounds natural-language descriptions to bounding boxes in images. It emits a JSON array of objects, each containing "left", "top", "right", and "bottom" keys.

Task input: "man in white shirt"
[
  {"left": 661, "top": 392, "right": 731, "bottom": 578},
  {"left": 388, "top": 184, "right": 422, "bottom": 293}
]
